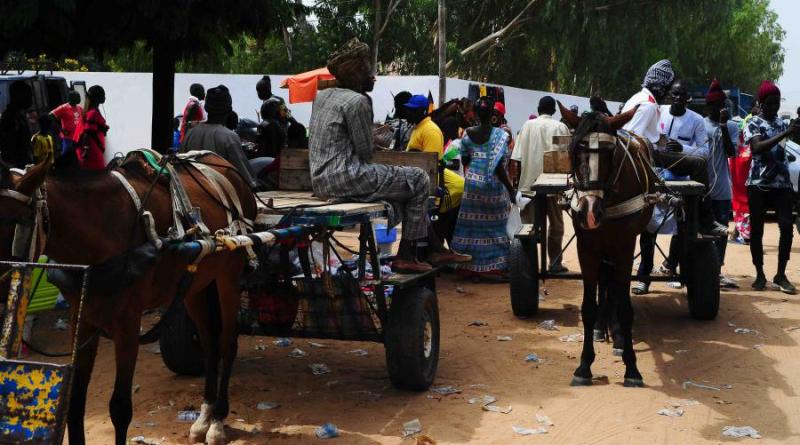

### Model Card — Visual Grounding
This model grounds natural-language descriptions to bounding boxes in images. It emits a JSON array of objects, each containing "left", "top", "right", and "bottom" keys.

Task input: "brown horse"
[
  {"left": 430, "top": 97, "right": 476, "bottom": 129},
  {"left": 0, "top": 153, "right": 256, "bottom": 445},
  {"left": 558, "top": 103, "right": 657, "bottom": 387}
]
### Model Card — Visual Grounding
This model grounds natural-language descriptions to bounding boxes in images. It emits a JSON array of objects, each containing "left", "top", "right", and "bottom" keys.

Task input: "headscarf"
[
  {"left": 757, "top": 80, "right": 780, "bottom": 102},
  {"left": 327, "top": 38, "right": 370, "bottom": 81},
  {"left": 204, "top": 85, "right": 233, "bottom": 115},
  {"left": 642, "top": 59, "right": 675, "bottom": 90},
  {"left": 705, "top": 79, "right": 726, "bottom": 103}
]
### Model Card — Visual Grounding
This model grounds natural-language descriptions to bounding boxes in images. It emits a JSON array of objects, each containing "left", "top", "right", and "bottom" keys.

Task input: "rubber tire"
[
  {"left": 385, "top": 286, "right": 439, "bottom": 391},
  {"left": 159, "top": 303, "right": 205, "bottom": 376},
  {"left": 682, "top": 241, "right": 720, "bottom": 320},
  {"left": 509, "top": 238, "right": 539, "bottom": 317}
]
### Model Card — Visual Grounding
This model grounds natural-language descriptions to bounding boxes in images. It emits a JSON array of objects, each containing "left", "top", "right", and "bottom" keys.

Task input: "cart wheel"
[
  {"left": 159, "top": 302, "right": 205, "bottom": 376},
  {"left": 385, "top": 286, "right": 439, "bottom": 390},
  {"left": 682, "top": 241, "right": 720, "bottom": 320},
  {"left": 510, "top": 239, "right": 539, "bottom": 317}
]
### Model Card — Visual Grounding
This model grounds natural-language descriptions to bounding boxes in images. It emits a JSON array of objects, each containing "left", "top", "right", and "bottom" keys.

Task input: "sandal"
[{"left": 631, "top": 281, "right": 649, "bottom": 295}]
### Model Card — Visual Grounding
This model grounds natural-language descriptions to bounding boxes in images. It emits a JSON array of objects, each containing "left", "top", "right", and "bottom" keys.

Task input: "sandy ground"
[{"left": 25, "top": 221, "right": 800, "bottom": 444}]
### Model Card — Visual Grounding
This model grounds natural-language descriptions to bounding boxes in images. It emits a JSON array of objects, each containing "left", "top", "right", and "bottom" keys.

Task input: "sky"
[{"left": 772, "top": 0, "right": 800, "bottom": 114}]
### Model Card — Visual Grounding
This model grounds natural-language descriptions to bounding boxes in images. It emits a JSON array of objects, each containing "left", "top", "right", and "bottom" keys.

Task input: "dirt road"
[{"left": 29, "top": 223, "right": 800, "bottom": 444}]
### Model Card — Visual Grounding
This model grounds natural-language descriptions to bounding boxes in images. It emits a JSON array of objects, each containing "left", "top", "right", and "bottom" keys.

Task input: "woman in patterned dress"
[{"left": 452, "top": 97, "right": 516, "bottom": 279}]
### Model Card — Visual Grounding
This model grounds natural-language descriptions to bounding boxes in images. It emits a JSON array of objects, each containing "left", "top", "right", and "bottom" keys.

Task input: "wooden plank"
[
  {"left": 531, "top": 173, "right": 705, "bottom": 196},
  {"left": 278, "top": 149, "right": 438, "bottom": 193},
  {"left": 552, "top": 135, "right": 573, "bottom": 145}
]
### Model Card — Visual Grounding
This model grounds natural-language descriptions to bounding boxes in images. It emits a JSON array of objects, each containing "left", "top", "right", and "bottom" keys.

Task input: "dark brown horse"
[
  {"left": 430, "top": 97, "right": 476, "bottom": 130},
  {"left": 558, "top": 103, "right": 656, "bottom": 387},
  {"left": 0, "top": 153, "right": 256, "bottom": 444}
]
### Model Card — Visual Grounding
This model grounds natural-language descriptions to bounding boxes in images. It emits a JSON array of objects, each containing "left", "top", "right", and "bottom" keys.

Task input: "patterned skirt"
[{"left": 451, "top": 176, "right": 510, "bottom": 274}]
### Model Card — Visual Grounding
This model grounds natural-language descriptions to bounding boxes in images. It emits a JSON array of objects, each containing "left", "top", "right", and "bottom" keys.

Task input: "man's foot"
[
  {"left": 720, "top": 275, "right": 739, "bottom": 289},
  {"left": 392, "top": 259, "right": 433, "bottom": 273},
  {"left": 632, "top": 281, "right": 649, "bottom": 295},
  {"left": 752, "top": 275, "right": 767, "bottom": 290},
  {"left": 699, "top": 221, "right": 728, "bottom": 238},
  {"left": 548, "top": 264, "right": 569, "bottom": 274},
  {"left": 772, "top": 275, "right": 797, "bottom": 295},
  {"left": 428, "top": 250, "right": 472, "bottom": 266}
]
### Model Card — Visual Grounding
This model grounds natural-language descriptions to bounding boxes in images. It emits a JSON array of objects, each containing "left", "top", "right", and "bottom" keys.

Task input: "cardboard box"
[{"left": 543, "top": 150, "right": 571, "bottom": 174}]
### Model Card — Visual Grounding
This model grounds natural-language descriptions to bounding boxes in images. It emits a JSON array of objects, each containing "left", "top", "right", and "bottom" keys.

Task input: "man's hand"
[
  {"left": 719, "top": 109, "right": 730, "bottom": 125},
  {"left": 666, "top": 140, "right": 683, "bottom": 152}
]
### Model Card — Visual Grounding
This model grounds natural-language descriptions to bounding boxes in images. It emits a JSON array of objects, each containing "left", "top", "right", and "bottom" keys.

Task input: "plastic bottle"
[{"left": 315, "top": 423, "right": 339, "bottom": 439}]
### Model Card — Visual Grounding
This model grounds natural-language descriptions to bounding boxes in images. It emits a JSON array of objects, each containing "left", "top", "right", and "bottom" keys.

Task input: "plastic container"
[{"left": 375, "top": 224, "right": 397, "bottom": 256}]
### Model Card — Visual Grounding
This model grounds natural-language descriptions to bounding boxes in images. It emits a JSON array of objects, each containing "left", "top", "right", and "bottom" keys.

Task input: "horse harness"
[
  {"left": 0, "top": 167, "right": 49, "bottom": 263},
  {"left": 569, "top": 131, "right": 655, "bottom": 220}
]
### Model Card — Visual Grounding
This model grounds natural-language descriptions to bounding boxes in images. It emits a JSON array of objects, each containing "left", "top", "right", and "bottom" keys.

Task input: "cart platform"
[
  {"left": 526, "top": 173, "right": 705, "bottom": 196},
  {"left": 256, "top": 191, "right": 387, "bottom": 228}
]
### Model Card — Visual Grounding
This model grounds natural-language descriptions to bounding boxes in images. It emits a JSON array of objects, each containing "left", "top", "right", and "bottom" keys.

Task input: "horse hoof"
[
  {"left": 571, "top": 376, "right": 593, "bottom": 386},
  {"left": 593, "top": 329, "right": 605, "bottom": 342},
  {"left": 206, "top": 419, "right": 227, "bottom": 445},
  {"left": 189, "top": 402, "right": 213, "bottom": 443},
  {"left": 623, "top": 377, "right": 645, "bottom": 388}
]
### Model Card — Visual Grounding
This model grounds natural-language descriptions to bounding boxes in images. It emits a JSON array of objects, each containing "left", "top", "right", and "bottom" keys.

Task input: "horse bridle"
[
  {"left": 0, "top": 169, "right": 49, "bottom": 262},
  {"left": 570, "top": 132, "right": 624, "bottom": 201}
]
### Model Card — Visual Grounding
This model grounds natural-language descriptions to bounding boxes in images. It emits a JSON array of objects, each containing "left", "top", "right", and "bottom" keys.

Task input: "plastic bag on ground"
[{"left": 722, "top": 426, "right": 761, "bottom": 439}]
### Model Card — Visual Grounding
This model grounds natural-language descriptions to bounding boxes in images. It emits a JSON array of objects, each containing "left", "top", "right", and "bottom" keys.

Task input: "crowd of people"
[
  {"left": 1, "top": 42, "right": 797, "bottom": 292},
  {"left": 308, "top": 40, "right": 800, "bottom": 292}
]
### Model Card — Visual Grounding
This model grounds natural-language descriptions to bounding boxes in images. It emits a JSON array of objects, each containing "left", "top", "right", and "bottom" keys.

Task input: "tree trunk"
[{"left": 151, "top": 41, "right": 177, "bottom": 153}]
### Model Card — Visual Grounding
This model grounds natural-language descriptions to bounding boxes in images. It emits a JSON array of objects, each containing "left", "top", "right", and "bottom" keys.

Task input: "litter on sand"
[
  {"left": 468, "top": 320, "right": 488, "bottom": 327},
  {"left": 539, "top": 320, "right": 558, "bottom": 331},
  {"left": 315, "top": 423, "right": 339, "bottom": 439},
  {"left": 682, "top": 380, "right": 720, "bottom": 391},
  {"left": 456, "top": 286, "right": 466, "bottom": 294},
  {"left": 722, "top": 426, "right": 762, "bottom": 439},
  {"left": 130, "top": 437, "right": 163, "bottom": 445},
  {"left": 482, "top": 405, "right": 513, "bottom": 414},
  {"left": 309, "top": 341, "right": 329, "bottom": 348},
  {"left": 525, "top": 353, "right": 540, "bottom": 363},
  {"left": 348, "top": 349, "right": 369, "bottom": 356},
  {"left": 402, "top": 419, "right": 423, "bottom": 437},
  {"left": 536, "top": 414, "right": 554, "bottom": 426},
  {"left": 309, "top": 363, "right": 331, "bottom": 375},
  {"left": 469, "top": 384, "right": 489, "bottom": 389},
  {"left": 176, "top": 411, "right": 200, "bottom": 422},
  {"left": 431, "top": 385, "right": 461, "bottom": 395},
  {"left": 675, "top": 349, "right": 689, "bottom": 354},
  {"left": 273, "top": 338, "right": 292, "bottom": 347},
  {"left": 657, "top": 408, "right": 684, "bottom": 417},
  {"left": 254, "top": 344, "right": 267, "bottom": 351},
  {"left": 256, "top": 401, "right": 280, "bottom": 410},
  {"left": 288, "top": 348, "right": 308, "bottom": 358},
  {"left": 734, "top": 328, "right": 759, "bottom": 335},
  {"left": 467, "top": 395, "right": 497, "bottom": 406},
  {"left": 512, "top": 425, "right": 548, "bottom": 436},
  {"left": 496, "top": 336, "right": 513, "bottom": 341},
  {"left": 558, "top": 333, "right": 584, "bottom": 342}
]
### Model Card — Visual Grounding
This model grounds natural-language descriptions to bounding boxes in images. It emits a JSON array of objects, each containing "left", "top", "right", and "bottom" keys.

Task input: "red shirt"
[
  {"left": 77, "top": 108, "right": 107, "bottom": 170},
  {"left": 52, "top": 103, "right": 84, "bottom": 139}
]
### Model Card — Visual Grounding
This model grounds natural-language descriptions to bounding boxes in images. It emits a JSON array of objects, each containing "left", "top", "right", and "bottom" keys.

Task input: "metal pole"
[
  {"left": 438, "top": 0, "right": 446, "bottom": 106},
  {"left": 373, "top": 0, "right": 381, "bottom": 75}
]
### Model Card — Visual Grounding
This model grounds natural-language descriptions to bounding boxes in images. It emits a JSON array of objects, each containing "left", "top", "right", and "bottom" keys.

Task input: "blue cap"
[{"left": 403, "top": 94, "right": 429, "bottom": 109}]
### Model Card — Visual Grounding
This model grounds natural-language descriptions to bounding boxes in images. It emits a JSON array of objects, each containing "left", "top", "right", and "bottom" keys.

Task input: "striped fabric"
[{"left": 452, "top": 127, "right": 511, "bottom": 274}]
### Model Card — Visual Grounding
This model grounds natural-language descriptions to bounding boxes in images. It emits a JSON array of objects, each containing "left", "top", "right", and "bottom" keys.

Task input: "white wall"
[{"left": 37, "top": 71, "right": 621, "bottom": 162}]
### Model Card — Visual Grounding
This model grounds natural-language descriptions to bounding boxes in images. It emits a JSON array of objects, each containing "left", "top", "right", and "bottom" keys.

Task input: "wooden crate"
[
  {"left": 543, "top": 150, "right": 571, "bottom": 174},
  {"left": 279, "top": 149, "right": 438, "bottom": 193}
]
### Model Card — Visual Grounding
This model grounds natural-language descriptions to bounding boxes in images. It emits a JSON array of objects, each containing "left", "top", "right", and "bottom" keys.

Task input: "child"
[{"left": 31, "top": 114, "right": 55, "bottom": 165}]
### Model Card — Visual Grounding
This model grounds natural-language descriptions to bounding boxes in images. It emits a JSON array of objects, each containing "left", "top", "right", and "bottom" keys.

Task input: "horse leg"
[
  {"left": 572, "top": 279, "right": 598, "bottom": 386},
  {"left": 185, "top": 286, "right": 220, "bottom": 444},
  {"left": 109, "top": 313, "right": 142, "bottom": 445},
  {"left": 67, "top": 316, "right": 100, "bottom": 445},
  {"left": 207, "top": 273, "right": 243, "bottom": 445},
  {"left": 593, "top": 260, "right": 612, "bottom": 342}
]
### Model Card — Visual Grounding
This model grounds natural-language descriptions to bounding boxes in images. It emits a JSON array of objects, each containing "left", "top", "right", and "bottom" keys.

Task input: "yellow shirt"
[
  {"left": 31, "top": 134, "right": 54, "bottom": 165},
  {"left": 407, "top": 117, "right": 463, "bottom": 212}
]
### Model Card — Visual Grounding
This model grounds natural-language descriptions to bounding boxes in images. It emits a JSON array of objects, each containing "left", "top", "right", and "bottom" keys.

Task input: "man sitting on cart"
[{"left": 308, "top": 38, "right": 469, "bottom": 273}]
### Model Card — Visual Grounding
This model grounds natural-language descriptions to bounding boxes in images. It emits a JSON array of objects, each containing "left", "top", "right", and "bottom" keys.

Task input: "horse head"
[{"left": 558, "top": 102, "right": 637, "bottom": 230}]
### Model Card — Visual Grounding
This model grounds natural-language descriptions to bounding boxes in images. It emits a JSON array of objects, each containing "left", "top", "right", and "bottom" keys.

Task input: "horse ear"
[
  {"left": 606, "top": 105, "right": 639, "bottom": 131},
  {"left": 557, "top": 101, "right": 580, "bottom": 129},
  {"left": 16, "top": 159, "right": 51, "bottom": 196}
]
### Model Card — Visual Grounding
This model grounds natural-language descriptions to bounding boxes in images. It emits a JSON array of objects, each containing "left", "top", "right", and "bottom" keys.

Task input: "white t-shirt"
[
  {"left": 622, "top": 88, "right": 661, "bottom": 143},
  {"left": 511, "top": 114, "right": 570, "bottom": 190},
  {"left": 658, "top": 106, "right": 708, "bottom": 158}
]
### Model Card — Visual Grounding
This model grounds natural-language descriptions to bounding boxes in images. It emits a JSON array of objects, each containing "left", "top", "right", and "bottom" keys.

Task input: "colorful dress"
[{"left": 452, "top": 127, "right": 511, "bottom": 274}]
